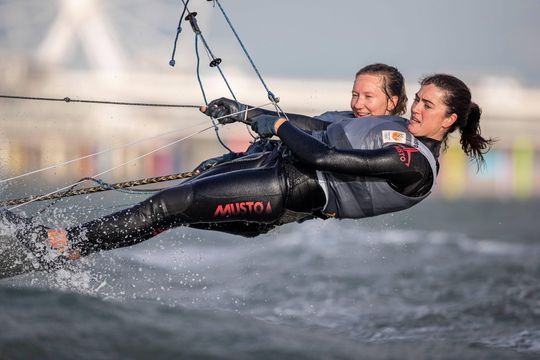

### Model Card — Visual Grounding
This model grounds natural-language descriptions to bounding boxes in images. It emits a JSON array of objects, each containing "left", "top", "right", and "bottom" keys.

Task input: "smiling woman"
[{"left": 351, "top": 63, "right": 408, "bottom": 118}]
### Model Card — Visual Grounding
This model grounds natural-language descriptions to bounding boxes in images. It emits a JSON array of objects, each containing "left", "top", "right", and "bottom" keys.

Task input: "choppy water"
[{"left": 1, "top": 199, "right": 539, "bottom": 359}]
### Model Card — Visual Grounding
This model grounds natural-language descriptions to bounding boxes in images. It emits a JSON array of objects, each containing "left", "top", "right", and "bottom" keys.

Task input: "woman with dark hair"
[
  {"left": 409, "top": 74, "right": 492, "bottom": 167},
  {"left": 1, "top": 72, "right": 492, "bottom": 273}
]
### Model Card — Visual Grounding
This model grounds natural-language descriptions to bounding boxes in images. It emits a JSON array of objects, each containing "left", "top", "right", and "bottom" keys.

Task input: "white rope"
[
  {"left": 6, "top": 102, "right": 274, "bottom": 210},
  {"left": 1, "top": 102, "right": 273, "bottom": 185},
  {"left": 0, "top": 121, "right": 209, "bottom": 185},
  {"left": 8, "top": 125, "right": 215, "bottom": 210}
]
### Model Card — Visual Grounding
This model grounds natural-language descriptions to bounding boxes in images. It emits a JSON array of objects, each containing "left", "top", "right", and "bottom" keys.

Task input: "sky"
[
  {"left": 209, "top": 0, "right": 540, "bottom": 86},
  {"left": 0, "top": 0, "right": 539, "bottom": 87}
]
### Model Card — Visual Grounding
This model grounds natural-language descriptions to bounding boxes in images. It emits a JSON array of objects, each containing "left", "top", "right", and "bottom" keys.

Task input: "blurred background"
[
  {"left": 0, "top": 0, "right": 539, "bottom": 199},
  {"left": 2, "top": 3, "right": 540, "bottom": 357}
]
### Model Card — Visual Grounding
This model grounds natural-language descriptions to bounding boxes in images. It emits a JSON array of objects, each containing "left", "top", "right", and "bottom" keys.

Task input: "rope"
[
  {"left": 171, "top": 0, "right": 250, "bottom": 152},
  {"left": 0, "top": 121, "right": 210, "bottom": 185},
  {"left": 195, "top": 34, "right": 233, "bottom": 153},
  {"left": 213, "top": 0, "right": 278, "bottom": 103},
  {"left": 196, "top": 32, "right": 237, "bottom": 101},
  {"left": 1, "top": 171, "right": 199, "bottom": 207},
  {"left": 7, "top": 125, "right": 215, "bottom": 210},
  {"left": 178, "top": 1, "right": 237, "bottom": 102},
  {"left": 169, "top": 0, "right": 190, "bottom": 66},
  {"left": 2, "top": 103, "right": 271, "bottom": 186},
  {"left": 195, "top": 34, "right": 209, "bottom": 105},
  {"left": 3, "top": 103, "right": 273, "bottom": 210},
  {"left": 34, "top": 177, "right": 162, "bottom": 215},
  {"left": 0, "top": 94, "right": 199, "bottom": 108}
]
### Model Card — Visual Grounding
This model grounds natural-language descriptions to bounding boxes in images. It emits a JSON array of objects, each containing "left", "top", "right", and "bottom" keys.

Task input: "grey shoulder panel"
[{"left": 315, "top": 111, "right": 355, "bottom": 122}]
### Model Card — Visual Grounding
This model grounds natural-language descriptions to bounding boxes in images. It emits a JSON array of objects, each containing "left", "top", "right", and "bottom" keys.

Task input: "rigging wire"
[
  {"left": 194, "top": 34, "right": 209, "bottom": 105},
  {"left": 4, "top": 103, "right": 273, "bottom": 209},
  {"left": 171, "top": 0, "right": 246, "bottom": 152},
  {"left": 168, "top": 0, "right": 190, "bottom": 66},
  {"left": 190, "top": 21, "right": 236, "bottom": 101},
  {"left": 213, "top": 0, "right": 277, "bottom": 104},
  {"left": 181, "top": 2, "right": 236, "bottom": 101},
  {"left": 7, "top": 125, "right": 215, "bottom": 211},
  {"left": 211, "top": 0, "right": 289, "bottom": 122},
  {"left": 0, "top": 121, "right": 209, "bottom": 185},
  {"left": 0, "top": 94, "right": 199, "bottom": 108},
  {"left": 194, "top": 34, "right": 232, "bottom": 152}
]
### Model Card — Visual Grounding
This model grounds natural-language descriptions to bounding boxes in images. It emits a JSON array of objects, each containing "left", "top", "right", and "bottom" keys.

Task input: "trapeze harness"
[{"left": 309, "top": 112, "right": 438, "bottom": 218}]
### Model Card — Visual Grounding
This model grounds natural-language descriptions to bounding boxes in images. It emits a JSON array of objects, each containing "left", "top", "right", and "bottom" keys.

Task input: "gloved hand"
[
  {"left": 193, "top": 152, "right": 242, "bottom": 172},
  {"left": 251, "top": 114, "right": 280, "bottom": 138},
  {"left": 203, "top": 97, "right": 252, "bottom": 125}
]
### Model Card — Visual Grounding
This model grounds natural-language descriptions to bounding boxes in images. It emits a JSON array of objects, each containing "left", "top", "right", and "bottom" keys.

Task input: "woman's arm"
[
  {"left": 252, "top": 109, "right": 331, "bottom": 131},
  {"left": 275, "top": 121, "right": 433, "bottom": 196},
  {"left": 204, "top": 97, "right": 331, "bottom": 131}
]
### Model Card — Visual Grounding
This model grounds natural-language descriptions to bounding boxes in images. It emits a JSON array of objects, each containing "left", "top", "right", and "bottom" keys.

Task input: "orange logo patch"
[{"left": 382, "top": 130, "right": 407, "bottom": 144}]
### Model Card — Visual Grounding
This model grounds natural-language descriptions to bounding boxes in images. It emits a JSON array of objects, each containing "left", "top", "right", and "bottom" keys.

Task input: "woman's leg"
[
  {"left": 1, "top": 153, "right": 325, "bottom": 263},
  {"left": 189, "top": 161, "right": 327, "bottom": 236},
  {"left": 68, "top": 164, "right": 287, "bottom": 256}
]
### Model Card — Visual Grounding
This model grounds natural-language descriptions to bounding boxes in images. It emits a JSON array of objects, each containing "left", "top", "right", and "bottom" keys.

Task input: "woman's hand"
[
  {"left": 251, "top": 115, "right": 287, "bottom": 137},
  {"left": 200, "top": 97, "right": 251, "bottom": 124}
]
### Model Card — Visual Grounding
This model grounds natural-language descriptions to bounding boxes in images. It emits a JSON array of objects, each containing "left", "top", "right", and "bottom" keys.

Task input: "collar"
[{"left": 417, "top": 137, "right": 442, "bottom": 158}]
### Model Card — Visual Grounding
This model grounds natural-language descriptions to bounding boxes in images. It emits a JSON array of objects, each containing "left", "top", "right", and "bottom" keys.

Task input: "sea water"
[{"left": 1, "top": 199, "right": 539, "bottom": 359}]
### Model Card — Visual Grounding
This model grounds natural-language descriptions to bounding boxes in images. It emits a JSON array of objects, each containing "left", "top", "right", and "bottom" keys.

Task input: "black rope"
[
  {"left": 0, "top": 94, "right": 199, "bottom": 108},
  {"left": 173, "top": 1, "right": 235, "bottom": 153},
  {"left": 169, "top": 0, "right": 190, "bottom": 67},
  {"left": 195, "top": 35, "right": 209, "bottom": 105},
  {"left": 194, "top": 34, "right": 233, "bottom": 152},
  {"left": 181, "top": 4, "right": 237, "bottom": 101},
  {"left": 192, "top": 19, "right": 237, "bottom": 101}
]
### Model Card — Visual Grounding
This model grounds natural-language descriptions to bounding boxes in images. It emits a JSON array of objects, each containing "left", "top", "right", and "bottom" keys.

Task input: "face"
[
  {"left": 408, "top": 84, "right": 457, "bottom": 140},
  {"left": 350, "top": 74, "right": 397, "bottom": 118}
]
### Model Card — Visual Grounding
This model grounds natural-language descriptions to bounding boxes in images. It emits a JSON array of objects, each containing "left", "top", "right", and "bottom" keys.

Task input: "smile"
[{"left": 355, "top": 112, "right": 371, "bottom": 117}]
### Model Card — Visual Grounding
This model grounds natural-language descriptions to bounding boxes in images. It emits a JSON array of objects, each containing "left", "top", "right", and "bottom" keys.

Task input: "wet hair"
[
  {"left": 355, "top": 63, "right": 408, "bottom": 115},
  {"left": 421, "top": 74, "right": 494, "bottom": 169}
]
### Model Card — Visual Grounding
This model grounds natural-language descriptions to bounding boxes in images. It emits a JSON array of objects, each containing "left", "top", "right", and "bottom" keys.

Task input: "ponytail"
[
  {"left": 459, "top": 102, "right": 494, "bottom": 169},
  {"left": 420, "top": 74, "right": 495, "bottom": 170}
]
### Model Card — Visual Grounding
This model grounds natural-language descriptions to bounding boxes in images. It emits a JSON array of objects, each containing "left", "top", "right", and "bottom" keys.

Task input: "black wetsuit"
[{"left": 59, "top": 113, "right": 440, "bottom": 257}]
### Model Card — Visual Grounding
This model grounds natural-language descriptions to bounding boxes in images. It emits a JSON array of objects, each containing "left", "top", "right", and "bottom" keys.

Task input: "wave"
[{"left": 1, "top": 286, "right": 536, "bottom": 360}]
